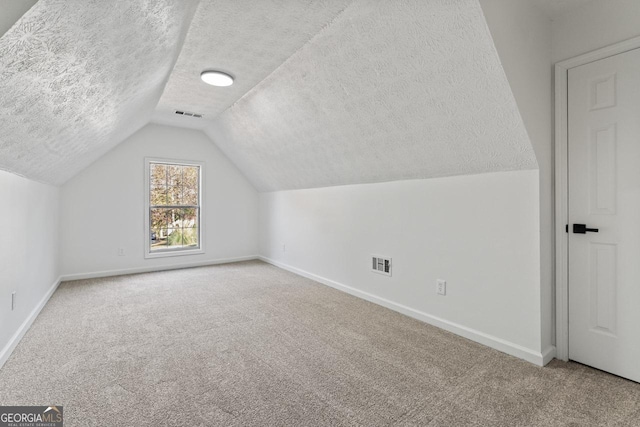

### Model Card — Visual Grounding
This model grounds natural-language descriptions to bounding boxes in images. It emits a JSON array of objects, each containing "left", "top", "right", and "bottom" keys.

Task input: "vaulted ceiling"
[
  {"left": 154, "top": 0, "right": 351, "bottom": 126},
  {"left": 0, "top": 0, "right": 198, "bottom": 184},
  {"left": 0, "top": 0, "right": 550, "bottom": 189},
  {"left": 204, "top": 0, "right": 536, "bottom": 191}
]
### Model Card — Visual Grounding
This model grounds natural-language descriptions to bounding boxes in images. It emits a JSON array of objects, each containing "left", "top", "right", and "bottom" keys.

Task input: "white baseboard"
[
  {"left": 1, "top": 256, "right": 258, "bottom": 370},
  {"left": 60, "top": 255, "right": 259, "bottom": 281},
  {"left": 259, "top": 256, "right": 551, "bottom": 367},
  {"left": 0, "top": 276, "right": 62, "bottom": 369},
  {"left": 541, "top": 345, "right": 557, "bottom": 366},
  {"left": 2, "top": 256, "right": 552, "bottom": 370}
]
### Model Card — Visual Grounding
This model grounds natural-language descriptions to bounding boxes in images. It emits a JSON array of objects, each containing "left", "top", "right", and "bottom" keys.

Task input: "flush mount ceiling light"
[{"left": 200, "top": 70, "right": 234, "bottom": 87}]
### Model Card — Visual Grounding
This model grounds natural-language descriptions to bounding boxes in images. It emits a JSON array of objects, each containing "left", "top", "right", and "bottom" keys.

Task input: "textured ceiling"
[
  {"left": 534, "top": 0, "right": 594, "bottom": 19},
  {"left": 205, "top": 0, "right": 538, "bottom": 191},
  {"left": 0, "top": 0, "right": 198, "bottom": 184},
  {"left": 0, "top": 0, "right": 539, "bottom": 190},
  {"left": 154, "top": 0, "right": 351, "bottom": 126}
]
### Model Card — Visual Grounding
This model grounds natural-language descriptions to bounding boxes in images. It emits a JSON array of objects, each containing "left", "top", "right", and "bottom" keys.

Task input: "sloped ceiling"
[
  {"left": 204, "top": 0, "right": 537, "bottom": 191},
  {"left": 1, "top": 0, "right": 540, "bottom": 190},
  {"left": 0, "top": 0, "right": 198, "bottom": 184},
  {"left": 154, "top": 0, "right": 351, "bottom": 127}
]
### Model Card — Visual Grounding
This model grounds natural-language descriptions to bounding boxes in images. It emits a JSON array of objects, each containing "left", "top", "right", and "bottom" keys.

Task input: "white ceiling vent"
[
  {"left": 372, "top": 255, "right": 391, "bottom": 277},
  {"left": 175, "top": 110, "right": 203, "bottom": 118}
]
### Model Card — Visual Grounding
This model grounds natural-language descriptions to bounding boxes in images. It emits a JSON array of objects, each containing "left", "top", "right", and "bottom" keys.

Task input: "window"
[{"left": 145, "top": 158, "right": 203, "bottom": 258}]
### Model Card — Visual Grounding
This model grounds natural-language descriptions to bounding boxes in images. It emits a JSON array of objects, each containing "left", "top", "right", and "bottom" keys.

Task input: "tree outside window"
[{"left": 146, "top": 160, "right": 202, "bottom": 255}]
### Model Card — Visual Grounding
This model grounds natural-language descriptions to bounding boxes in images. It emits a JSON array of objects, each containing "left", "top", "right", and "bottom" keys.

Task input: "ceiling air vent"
[
  {"left": 371, "top": 255, "right": 392, "bottom": 276},
  {"left": 175, "top": 110, "right": 203, "bottom": 118}
]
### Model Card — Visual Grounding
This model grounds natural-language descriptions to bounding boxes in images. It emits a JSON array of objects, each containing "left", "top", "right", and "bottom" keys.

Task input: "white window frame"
[{"left": 144, "top": 157, "right": 205, "bottom": 259}]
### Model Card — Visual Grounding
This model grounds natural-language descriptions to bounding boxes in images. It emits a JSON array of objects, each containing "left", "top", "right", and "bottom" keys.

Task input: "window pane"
[
  {"left": 150, "top": 208, "right": 167, "bottom": 230},
  {"left": 183, "top": 186, "right": 198, "bottom": 205},
  {"left": 183, "top": 227, "right": 198, "bottom": 247},
  {"left": 150, "top": 164, "right": 167, "bottom": 187},
  {"left": 151, "top": 228, "right": 168, "bottom": 250},
  {"left": 168, "top": 165, "right": 182, "bottom": 187},
  {"left": 167, "top": 228, "right": 182, "bottom": 248},
  {"left": 150, "top": 185, "right": 168, "bottom": 205},
  {"left": 183, "top": 166, "right": 198, "bottom": 188},
  {"left": 165, "top": 208, "right": 178, "bottom": 228},
  {"left": 183, "top": 166, "right": 199, "bottom": 205},
  {"left": 173, "top": 208, "right": 185, "bottom": 226},
  {"left": 168, "top": 185, "right": 182, "bottom": 205},
  {"left": 182, "top": 208, "right": 197, "bottom": 227}
]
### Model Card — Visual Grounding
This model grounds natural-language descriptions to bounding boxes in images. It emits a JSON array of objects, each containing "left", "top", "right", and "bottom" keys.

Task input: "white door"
[{"left": 568, "top": 47, "right": 640, "bottom": 382}]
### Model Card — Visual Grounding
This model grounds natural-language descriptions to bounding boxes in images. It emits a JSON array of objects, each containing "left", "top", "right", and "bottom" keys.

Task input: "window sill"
[{"left": 145, "top": 247, "right": 204, "bottom": 259}]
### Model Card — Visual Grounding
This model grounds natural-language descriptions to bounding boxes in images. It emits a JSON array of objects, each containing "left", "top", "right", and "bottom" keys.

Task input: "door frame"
[{"left": 555, "top": 36, "right": 640, "bottom": 361}]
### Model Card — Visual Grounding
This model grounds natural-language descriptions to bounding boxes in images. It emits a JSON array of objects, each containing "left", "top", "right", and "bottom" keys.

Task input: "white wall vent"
[
  {"left": 371, "top": 255, "right": 392, "bottom": 276},
  {"left": 175, "top": 110, "right": 203, "bottom": 118}
]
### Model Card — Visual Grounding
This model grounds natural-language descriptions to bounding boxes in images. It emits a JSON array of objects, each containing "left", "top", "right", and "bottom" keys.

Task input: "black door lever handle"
[{"left": 573, "top": 224, "right": 599, "bottom": 234}]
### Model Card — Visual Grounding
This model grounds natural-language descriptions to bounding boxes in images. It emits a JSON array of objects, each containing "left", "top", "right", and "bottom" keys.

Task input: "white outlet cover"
[{"left": 437, "top": 279, "right": 446, "bottom": 296}]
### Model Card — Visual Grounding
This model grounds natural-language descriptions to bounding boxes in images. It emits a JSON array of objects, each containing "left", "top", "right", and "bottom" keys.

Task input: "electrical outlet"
[
  {"left": 11, "top": 292, "right": 16, "bottom": 311},
  {"left": 436, "top": 279, "right": 446, "bottom": 296},
  {"left": 118, "top": 248, "right": 125, "bottom": 256}
]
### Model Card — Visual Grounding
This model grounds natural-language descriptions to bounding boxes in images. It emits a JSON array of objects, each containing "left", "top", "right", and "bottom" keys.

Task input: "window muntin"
[{"left": 147, "top": 160, "right": 202, "bottom": 255}]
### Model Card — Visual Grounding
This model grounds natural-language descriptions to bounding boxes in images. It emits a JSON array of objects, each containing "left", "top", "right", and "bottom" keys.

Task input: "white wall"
[
  {"left": 259, "top": 170, "right": 545, "bottom": 363},
  {"left": 552, "top": 0, "right": 640, "bottom": 63},
  {"left": 479, "top": 0, "right": 554, "bottom": 358},
  {"left": 0, "top": 0, "right": 38, "bottom": 38},
  {"left": 0, "top": 170, "right": 59, "bottom": 365},
  {"left": 60, "top": 123, "right": 258, "bottom": 278}
]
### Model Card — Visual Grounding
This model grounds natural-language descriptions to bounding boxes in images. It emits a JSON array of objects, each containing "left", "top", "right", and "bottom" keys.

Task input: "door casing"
[{"left": 555, "top": 35, "right": 640, "bottom": 361}]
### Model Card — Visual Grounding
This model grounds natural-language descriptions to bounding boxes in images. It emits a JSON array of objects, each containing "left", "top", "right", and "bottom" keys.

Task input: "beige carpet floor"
[{"left": 1, "top": 260, "right": 639, "bottom": 426}]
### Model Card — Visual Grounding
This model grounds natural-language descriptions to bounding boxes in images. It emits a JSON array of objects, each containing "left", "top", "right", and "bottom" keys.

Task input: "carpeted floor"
[{"left": 1, "top": 260, "right": 639, "bottom": 426}]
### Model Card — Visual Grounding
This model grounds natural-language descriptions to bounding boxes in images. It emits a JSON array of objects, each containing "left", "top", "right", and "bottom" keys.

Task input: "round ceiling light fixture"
[{"left": 200, "top": 70, "right": 234, "bottom": 87}]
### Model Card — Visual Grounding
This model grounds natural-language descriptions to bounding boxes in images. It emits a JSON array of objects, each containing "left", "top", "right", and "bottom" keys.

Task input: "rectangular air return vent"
[
  {"left": 371, "top": 255, "right": 392, "bottom": 276},
  {"left": 175, "top": 110, "right": 203, "bottom": 118}
]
